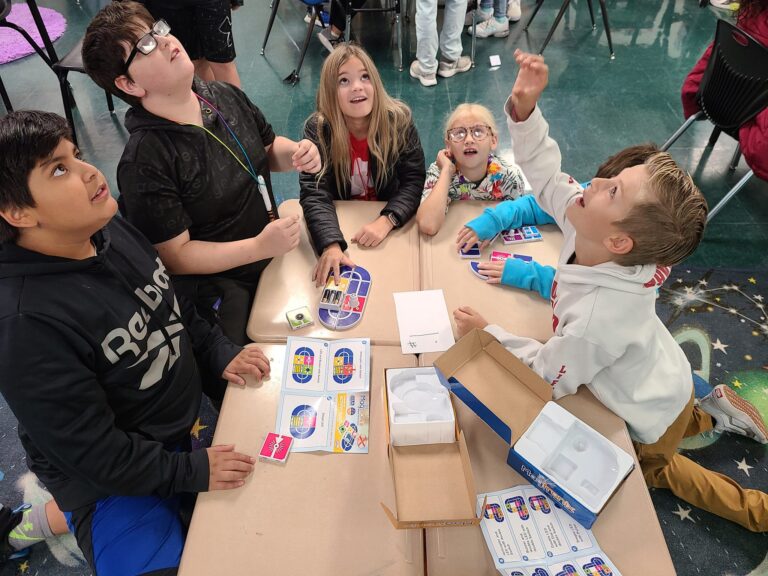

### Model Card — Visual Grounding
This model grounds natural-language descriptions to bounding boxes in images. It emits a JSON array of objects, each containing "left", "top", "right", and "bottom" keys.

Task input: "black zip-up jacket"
[
  {"left": 299, "top": 113, "right": 426, "bottom": 254},
  {"left": 118, "top": 79, "right": 275, "bottom": 284},
  {"left": 0, "top": 218, "right": 240, "bottom": 511}
]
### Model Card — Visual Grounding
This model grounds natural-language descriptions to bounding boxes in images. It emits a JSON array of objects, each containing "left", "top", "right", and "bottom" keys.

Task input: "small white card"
[
  {"left": 489, "top": 54, "right": 501, "bottom": 67},
  {"left": 393, "top": 290, "right": 456, "bottom": 354}
]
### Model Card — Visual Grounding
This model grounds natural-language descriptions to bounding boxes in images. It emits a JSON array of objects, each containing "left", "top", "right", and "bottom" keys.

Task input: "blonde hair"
[
  {"left": 614, "top": 152, "right": 708, "bottom": 267},
  {"left": 444, "top": 103, "right": 498, "bottom": 139},
  {"left": 312, "top": 44, "right": 413, "bottom": 195}
]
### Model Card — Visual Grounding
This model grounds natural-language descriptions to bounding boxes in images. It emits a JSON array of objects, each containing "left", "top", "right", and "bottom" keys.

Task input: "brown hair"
[
  {"left": 82, "top": 1, "right": 154, "bottom": 108},
  {"left": 595, "top": 143, "right": 659, "bottom": 178},
  {"left": 311, "top": 43, "right": 412, "bottom": 195},
  {"left": 613, "top": 152, "right": 707, "bottom": 267}
]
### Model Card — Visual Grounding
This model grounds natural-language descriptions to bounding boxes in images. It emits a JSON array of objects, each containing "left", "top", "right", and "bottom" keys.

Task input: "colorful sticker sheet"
[
  {"left": 276, "top": 337, "right": 371, "bottom": 453},
  {"left": 477, "top": 486, "right": 623, "bottom": 576}
]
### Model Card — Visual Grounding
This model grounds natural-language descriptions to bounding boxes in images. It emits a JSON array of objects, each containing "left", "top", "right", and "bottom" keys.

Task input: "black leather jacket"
[{"left": 299, "top": 114, "right": 426, "bottom": 253}]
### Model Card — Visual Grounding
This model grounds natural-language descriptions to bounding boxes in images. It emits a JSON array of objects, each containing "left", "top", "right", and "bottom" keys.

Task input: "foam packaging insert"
[{"left": 386, "top": 367, "right": 455, "bottom": 446}]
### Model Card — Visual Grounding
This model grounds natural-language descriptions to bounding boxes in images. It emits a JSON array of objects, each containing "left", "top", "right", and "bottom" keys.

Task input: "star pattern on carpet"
[
  {"left": 712, "top": 339, "right": 729, "bottom": 353},
  {"left": 734, "top": 457, "right": 753, "bottom": 477},
  {"left": 671, "top": 504, "right": 696, "bottom": 523},
  {"left": 190, "top": 417, "right": 208, "bottom": 440}
]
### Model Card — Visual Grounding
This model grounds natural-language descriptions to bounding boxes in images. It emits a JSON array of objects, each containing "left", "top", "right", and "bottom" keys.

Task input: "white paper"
[
  {"left": 393, "top": 290, "right": 456, "bottom": 354},
  {"left": 489, "top": 54, "right": 501, "bottom": 67}
]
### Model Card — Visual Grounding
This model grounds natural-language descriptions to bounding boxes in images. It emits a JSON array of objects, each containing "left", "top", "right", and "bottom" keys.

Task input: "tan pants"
[{"left": 634, "top": 392, "right": 768, "bottom": 532}]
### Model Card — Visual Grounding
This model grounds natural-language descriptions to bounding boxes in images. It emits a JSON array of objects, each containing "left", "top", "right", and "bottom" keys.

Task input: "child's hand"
[
  {"left": 351, "top": 215, "right": 394, "bottom": 248},
  {"left": 478, "top": 261, "right": 505, "bottom": 284},
  {"left": 456, "top": 226, "right": 490, "bottom": 252},
  {"left": 436, "top": 149, "right": 456, "bottom": 176},
  {"left": 206, "top": 445, "right": 255, "bottom": 491},
  {"left": 313, "top": 243, "right": 355, "bottom": 287},
  {"left": 453, "top": 306, "right": 489, "bottom": 338},
  {"left": 292, "top": 139, "right": 322, "bottom": 174},
  {"left": 222, "top": 347, "right": 271, "bottom": 385},
  {"left": 510, "top": 49, "right": 549, "bottom": 122},
  {"left": 258, "top": 215, "right": 300, "bottom": 258}
]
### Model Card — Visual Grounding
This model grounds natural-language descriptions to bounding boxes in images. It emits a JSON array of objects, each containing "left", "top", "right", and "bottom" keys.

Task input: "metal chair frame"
[{"left": 524, "top": 0, "right": 614, "bottom": 59}]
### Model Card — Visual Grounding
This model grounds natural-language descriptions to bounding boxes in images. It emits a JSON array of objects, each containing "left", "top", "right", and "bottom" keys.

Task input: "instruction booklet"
[
  {"left": 478, "top": 485, "right": 623, "bottom": 576},
  {"left": 275, "top": 337, "right": 371, "bottom": 453}
]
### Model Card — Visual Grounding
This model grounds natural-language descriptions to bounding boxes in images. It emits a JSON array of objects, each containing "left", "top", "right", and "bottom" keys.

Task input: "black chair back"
[{"left": 698, "top": 19, "right": 768, "bottom": 137}]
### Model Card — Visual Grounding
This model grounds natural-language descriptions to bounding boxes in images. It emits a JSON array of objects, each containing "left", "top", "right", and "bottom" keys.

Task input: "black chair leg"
[
  {"left": 0, "top": 73, "right": 12, "bottom": 112},
  {"left": 284, "top": 9, "right": 317, "bottom": 85},
  {"left": 0, "top": 21, "right": 53, "bottom": 68},
  {"left": 524, "top": 0, "right": 545, "bottom": 30},
  {"left": 729, "top": 145, "right": 742, "bottom": 171},
  {"left": 261, "top": 0, "right": 282, "bottom": 55},
  {"left": 586, "top": 0, "right": 596, "bottom": 29},
  {"left": 539, "top": 0, "right": 571, "bottom": 55},
  {"left": 105, "top": 91, "right": 115, "bottom": 113},
  {"left": 707, "top": 126, "right": 721, "bottom": 147},
  {"left": 597, "top": 0, "right": 614, "bottom": 59},
  {"left": 57, "top": 74, "right": 78, "bottom": 146}
]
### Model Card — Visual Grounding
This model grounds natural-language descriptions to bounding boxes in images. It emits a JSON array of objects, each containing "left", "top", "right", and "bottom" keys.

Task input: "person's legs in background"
[
  {"left": 195, "top": 0, "right": 241, "bottom": 87},
  {"left": 437, "top": 0, "right": 472, "bottom": 76},
  {"left": 471, "top": 0, "right": 509, "bottom": 37},
  {"left": 411, "top": 0, "right": 440, "bottom": 85},
  {"left": 319, "top": 0, "right": 366, "bottom": 52}
]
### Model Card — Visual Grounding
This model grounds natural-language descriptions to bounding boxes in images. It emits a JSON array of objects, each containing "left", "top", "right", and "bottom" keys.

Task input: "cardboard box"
[
  {"left": 386, "top": 367, "right": 455, "bottom": 446},
  {"left": 381, "top": 368, "right": 485, "bottom": 529},
  {"left": 432, "top": 329, "right": 634, "bottom": 528}
]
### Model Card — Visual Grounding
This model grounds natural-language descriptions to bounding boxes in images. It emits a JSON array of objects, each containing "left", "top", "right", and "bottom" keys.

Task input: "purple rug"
[{"left": 0, "top": 3, "right": 67, "bottom": 65}]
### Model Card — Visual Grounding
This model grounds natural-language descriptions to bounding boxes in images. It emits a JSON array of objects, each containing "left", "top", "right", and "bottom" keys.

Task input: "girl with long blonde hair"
[{"left": 300, "top": 44, "right": 426, "bottom": 286}]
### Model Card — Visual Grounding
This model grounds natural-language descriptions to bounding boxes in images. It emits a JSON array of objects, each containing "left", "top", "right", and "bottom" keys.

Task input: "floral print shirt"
[{"left": 421, "top": 154, "right": 527, "bottom": 207}]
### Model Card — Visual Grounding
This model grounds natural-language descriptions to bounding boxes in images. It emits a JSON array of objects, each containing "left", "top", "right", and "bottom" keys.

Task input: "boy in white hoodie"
[{"left": 454, "top": 50, "right": 768, "bottom": 532}]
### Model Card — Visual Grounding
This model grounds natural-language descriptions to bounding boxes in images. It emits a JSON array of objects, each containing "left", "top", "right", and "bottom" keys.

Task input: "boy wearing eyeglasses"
[
  {"left": 82, "top": 1, "right": 321, "bottom": 350},
  {"left": 416, "top": 103, "right": 528, "bottom": 237}
]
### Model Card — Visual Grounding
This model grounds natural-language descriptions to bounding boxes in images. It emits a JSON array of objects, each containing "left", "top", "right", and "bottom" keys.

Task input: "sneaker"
[
  {"left": 317, "top": 27, "right": 344, "bottom": 53},
  {"left": 507, "top": 0, "right": 521, "bottom": 21},
  {"left": 409, "top": 60, "right": 437, "bottom": 87},
  {"left": 0, "top": 504, "right": 25, "bottom": 564},
  {"left": 468, "top": 17, "right": 509, "bottom": 38},
  {"left": 437, "top": 55, "right": 472, "bottom": 78},
  {"left": 304, "top": 8, "right": 331, "bottom": 27},
  {"left": 464, "top": 7, "right": 492, "bottom": 26},
  {"left": 698, "top": 385, "right": 768, "bottom": 444}
]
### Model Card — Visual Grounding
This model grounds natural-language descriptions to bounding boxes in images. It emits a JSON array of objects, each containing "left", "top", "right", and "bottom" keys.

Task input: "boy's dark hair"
[
  {"left": 595, "top": 143, "right": 659, "bottom": 178},
  {"left": 0, "top": 111, "right": 72, "bottom": 244},
  {"left": 82, "top": 1, "right": 155, "bottom": 109}
]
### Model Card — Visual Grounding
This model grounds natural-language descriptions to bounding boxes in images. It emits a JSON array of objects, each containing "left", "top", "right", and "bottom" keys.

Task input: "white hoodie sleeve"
[
  {"left": 505, "top": 100, "right": 583, "bottom": 229},
  {"left": 484, "top": 324, "right": 619, "bottom": 399}
]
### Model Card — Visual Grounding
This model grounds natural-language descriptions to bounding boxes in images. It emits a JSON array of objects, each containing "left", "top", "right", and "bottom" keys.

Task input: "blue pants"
[{"left": 64, "top": 495, "right": 185, "bottom": 576}]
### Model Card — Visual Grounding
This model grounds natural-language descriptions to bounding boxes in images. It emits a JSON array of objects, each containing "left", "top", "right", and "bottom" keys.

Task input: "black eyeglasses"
[
  {"left": 123, "top": 19, "right": 172, "bottom": 73},
  {"left": 446, "top": 124, "right": 493, "bottom": 143}
]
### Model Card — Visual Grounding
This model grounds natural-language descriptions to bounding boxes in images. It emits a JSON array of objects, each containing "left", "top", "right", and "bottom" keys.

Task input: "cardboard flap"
[{"left": 433, "top": 329, "right": 552, "bottom": 446}]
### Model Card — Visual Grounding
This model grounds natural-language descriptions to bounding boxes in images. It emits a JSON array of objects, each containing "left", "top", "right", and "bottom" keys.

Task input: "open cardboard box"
[
  {"left": 432, "top": 329, "right": 634, "bottom": 528},
  {"left": 381, "top": 367, "right": 486, "bottom": 529}
]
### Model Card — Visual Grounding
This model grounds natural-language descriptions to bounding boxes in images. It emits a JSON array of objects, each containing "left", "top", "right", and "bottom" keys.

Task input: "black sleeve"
[
  {"left": 381, "top": 121, "right": 426, "bottom": 226},
  {"left": 117, "top": 155, "right": 193, "bottom": 245},
  {"left": 178, "top": 294, "right": 241, "bottom": 384},
  {"left": 299, "top": 117, "right": 348, "bottom": 254},
  {"left": 231, "top": 84, "right": 276, "bottom": 149},
  {"left": 0, "top": 315, "right": 210, "bottom": 497}
]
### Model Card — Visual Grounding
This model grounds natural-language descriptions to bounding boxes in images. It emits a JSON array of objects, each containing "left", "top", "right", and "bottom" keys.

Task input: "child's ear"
[
  {"left": 604, "top": 233, "right": 634, "bottom": 256},
  {"left": 0, "top": 207, "right": 37, "bottom": 230},
  {"left": 114, "top": 75, "right": 146, "bottom": 99},
  {"left": 490, "top": 133, "right": 498, "bottom": 151}
]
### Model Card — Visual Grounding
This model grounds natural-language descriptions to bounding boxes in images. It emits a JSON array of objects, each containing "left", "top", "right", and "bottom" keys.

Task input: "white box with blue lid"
[{"left": 432, "top": 329, "right": 634, "bottom": 528}]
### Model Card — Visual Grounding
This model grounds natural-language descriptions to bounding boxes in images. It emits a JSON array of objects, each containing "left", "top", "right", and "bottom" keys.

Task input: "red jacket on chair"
[{"left": 681, "top": 13, "right": 768, "bottom": 180}]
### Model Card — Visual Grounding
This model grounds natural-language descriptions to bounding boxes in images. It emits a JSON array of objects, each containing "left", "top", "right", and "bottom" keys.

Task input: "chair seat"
[{"left": 53, "top": 38, "right": 84, "bottom": 73}]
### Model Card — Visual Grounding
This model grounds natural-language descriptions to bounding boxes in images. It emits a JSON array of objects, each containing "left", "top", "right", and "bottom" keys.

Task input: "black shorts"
[{"left": 147, "top": 0, "right": 236, "bottom": 63}]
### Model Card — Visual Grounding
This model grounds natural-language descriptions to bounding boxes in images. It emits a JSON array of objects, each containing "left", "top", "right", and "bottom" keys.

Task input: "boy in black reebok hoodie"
[{"left": 0, "top": 111, "right": 270, "bottom": 575}]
